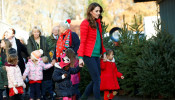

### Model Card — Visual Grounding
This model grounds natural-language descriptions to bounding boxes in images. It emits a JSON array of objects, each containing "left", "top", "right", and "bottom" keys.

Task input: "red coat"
[
  {"left": 100, "top": 59, "right": 123, "bottom": 91},
  {"left": 78, "top": 19, "right": 106, "bottom": 57}
]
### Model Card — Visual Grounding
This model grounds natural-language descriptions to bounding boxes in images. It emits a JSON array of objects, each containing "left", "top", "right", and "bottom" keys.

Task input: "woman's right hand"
[{"left": 79, "top": 59, "right": 84, "bottom": 67}]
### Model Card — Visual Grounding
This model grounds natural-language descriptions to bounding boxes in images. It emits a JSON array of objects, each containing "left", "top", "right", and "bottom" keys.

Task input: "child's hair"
[
  {"left": 65, "top": 48, "right": 76, "bottom": 67},
  {"left": 7, "top": 48, "right": 18, "bottom": 65},
  {"left": 106, "top": 48, "right": 114, "bottom": 56},
  {"left": 42, "top": 56, "right": 49, "bottom": 63}
]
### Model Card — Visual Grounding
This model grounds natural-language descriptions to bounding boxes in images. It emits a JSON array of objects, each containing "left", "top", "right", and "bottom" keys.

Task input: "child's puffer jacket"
[
  {"left": 23, "top": 58, "right": 53, "bottom": 81},
  {"left": 5, "top": 63, "right": 25, "bottom": 88},
  {"left": 52, "top": 66, "right": 81, "bottom": 97}
]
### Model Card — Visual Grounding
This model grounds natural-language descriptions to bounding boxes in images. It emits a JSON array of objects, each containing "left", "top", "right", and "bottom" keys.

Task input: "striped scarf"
[{"left": 56, "top": 29, "right": 71, "bottom": 60}]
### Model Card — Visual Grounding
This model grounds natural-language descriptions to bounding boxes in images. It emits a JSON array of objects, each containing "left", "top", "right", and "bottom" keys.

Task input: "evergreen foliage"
[
  {"left": 103, "top": 16, "right": 147, "bottom": 96},
  {"left": 137, "top": 20, "right": 175, "bottom": 99}
]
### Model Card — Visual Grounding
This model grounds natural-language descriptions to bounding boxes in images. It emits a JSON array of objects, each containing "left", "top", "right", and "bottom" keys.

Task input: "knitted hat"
[
  {"left": 59, "top": 53, "right": 70, "bottom": 68},
  {"left": 31, "top": 49, "right": 43, "bottom": 60}
]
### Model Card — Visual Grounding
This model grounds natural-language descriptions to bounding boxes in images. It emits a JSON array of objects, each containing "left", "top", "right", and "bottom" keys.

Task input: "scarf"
[
  {"left": 56, "top": 29, "right": 72, "bottom": 60},
  {"left": 5, "top": 62, "right": 16, "bottom": 67}
]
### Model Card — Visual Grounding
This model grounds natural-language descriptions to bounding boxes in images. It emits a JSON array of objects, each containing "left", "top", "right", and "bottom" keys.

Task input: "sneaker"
[
  {"left": 81, "top": 94, "right": 88, "bottom": 100},
  {"left": 113, "top": 91, "right": 118, "bottom": 96}
]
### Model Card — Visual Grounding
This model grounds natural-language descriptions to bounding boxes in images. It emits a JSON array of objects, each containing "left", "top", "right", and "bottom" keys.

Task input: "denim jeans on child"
[
  {"left": 0, "top": 89, "right": 4, "bottom": 100},
  {"left": 82, "top": 56, "right": 101, "bottom": 100},
  {"left": 42, "top": 80, "right": 53, "bottom": 100},
  {"left": 30, "top": 83, "right": 41, "bottom": 99}
]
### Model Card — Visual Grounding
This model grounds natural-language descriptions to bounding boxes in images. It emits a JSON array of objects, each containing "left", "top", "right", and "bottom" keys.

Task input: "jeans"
[
  {"left": 30, "top": 83, "right": 41, "bottom": 99},
  {"left": 42, "top": 80, "right": 53, "bottom": 100},
  {"left": 82, "top": 56, "right": 101, "bottom": 100},
  {"left": 0, "top": 89, "right": 4, "bottom": 100}
]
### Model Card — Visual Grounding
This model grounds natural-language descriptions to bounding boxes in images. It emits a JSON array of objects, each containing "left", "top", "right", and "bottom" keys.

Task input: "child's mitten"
[
  {"left": 13, "top": 87, "right": 18, "bottom": 94},
  {"left": 55, "top": 63, "right": 62, "bottom": 69}
]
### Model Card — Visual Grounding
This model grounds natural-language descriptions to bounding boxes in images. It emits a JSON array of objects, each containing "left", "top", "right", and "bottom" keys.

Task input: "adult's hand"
[
  {"left": 79, "top": 59, "right": 84, "bottom": 67},
  {"left": 121, "top": 76, "right": 124, "bottom": 79}
]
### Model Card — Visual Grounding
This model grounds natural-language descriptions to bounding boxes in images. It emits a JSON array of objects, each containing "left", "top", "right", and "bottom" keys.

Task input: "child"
[
  {"left": 65, "top": 48, "right": 80, "bottom": 100},
  {"left": 52, "top": 53, "right": 82, "bottom": 100},
  {"left": 23, "top": 49, "right": 55, "bottom": 100},
  {"left": 0, "top": 40, "right": 8, "bottom": 100},
  {"left": 100, "top": 49, "right": 124, "bottom": 100},
  {"left": 41, "top": 56, "right": 54, "bottom": 100},
  {"left": 5, "top": 48, "right": 26, "bottom": 100}
]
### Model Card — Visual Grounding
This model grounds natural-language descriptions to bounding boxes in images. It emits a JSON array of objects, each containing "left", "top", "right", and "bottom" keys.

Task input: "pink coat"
[
  {"left": 23, "top": 58, "right": 53, "bottom": 81},
  {"left": 5, "top": 64, "right": 25, "bottom": 88},
  {"left": 71, "top": 60, "right": 80, "bottom": 85}
]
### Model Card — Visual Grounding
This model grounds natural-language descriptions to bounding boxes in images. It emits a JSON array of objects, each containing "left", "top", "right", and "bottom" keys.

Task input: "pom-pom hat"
[
  {"left": 64, "top": 19, "right": 71, "bottom": 28},
  {"left": 31, "top": 49, "right": 43, "bottom": 60}
]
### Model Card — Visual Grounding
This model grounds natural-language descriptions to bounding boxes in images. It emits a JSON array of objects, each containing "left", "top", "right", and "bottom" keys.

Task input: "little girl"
[
  {"left": 52, "top": 51, "right": 82, "bottom": 100},
  {"left": 65, "top": 48, "right": 80, "bottom": 100},
  {"left": 23, "top": 49, "right": 55, "bottom": 100},
  {"left": 100, "top": 49, "right": 124, "bottom": 100},
  {"left": 5, "top": 48, "right": 26, "bottom": 100}
]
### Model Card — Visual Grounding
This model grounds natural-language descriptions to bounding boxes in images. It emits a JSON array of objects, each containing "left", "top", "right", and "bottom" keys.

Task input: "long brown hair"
[
  {"left": 87, "top": 2, "right": 103, "bottom": 29},
  {"left": 1, "top": 39, "right": 12, "bottom": 56},
  {"left": 65, "top": 48, "right": 76, "bottom": 68}
]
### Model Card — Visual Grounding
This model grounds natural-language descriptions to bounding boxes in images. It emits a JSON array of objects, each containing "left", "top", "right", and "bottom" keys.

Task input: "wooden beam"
[{"left": 134, "top": 0, "right": 156, "bottom": 3}]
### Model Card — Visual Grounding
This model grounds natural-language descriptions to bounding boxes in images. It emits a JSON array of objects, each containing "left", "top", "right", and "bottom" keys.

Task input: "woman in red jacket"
[
  {"left": 100, "top": 49, "right": 124, "bottom": 100},
  {"left": 78, "top": 2, "right": 106, "bottom": 100}
]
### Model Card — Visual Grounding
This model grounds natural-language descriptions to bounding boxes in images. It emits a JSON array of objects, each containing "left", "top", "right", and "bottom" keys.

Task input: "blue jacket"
[{"left": 52, "top": 66, "right": 81, "bottom": 97}]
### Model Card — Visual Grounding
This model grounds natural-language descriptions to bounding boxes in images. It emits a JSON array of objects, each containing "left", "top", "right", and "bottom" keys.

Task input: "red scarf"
[{"left": 56, "top": 29, "right": 72, "bottom": 60}]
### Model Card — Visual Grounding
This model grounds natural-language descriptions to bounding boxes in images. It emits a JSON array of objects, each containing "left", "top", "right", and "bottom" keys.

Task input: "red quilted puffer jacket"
[{"left": 78, "top": 19, "right": 106, "bottom": 57}]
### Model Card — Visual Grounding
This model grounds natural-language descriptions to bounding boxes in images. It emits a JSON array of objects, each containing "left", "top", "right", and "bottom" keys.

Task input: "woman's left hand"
[{"left": 121, "top": 76, "right": 124, "bottom": 79}]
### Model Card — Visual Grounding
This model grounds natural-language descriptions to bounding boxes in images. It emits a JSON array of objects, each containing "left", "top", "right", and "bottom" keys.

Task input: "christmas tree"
[
  {"left": 103, "top": 16, "right": 147, "bottom": 96},
  {"left": 137, "top": 20, "right": 175, "bottom": 99}
]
